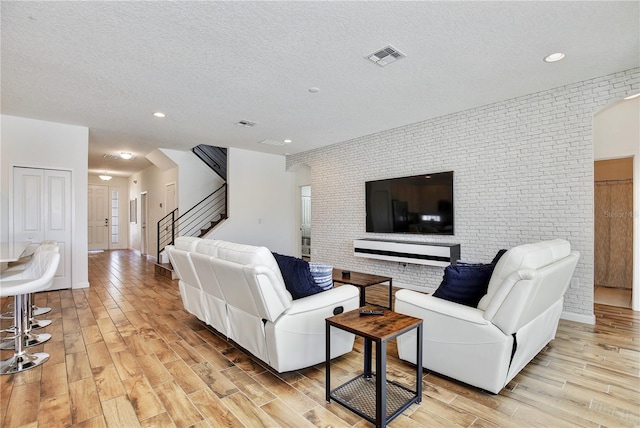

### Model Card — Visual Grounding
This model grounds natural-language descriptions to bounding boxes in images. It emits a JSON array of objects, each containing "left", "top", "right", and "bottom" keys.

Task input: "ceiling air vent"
[
  {"left": 366, "top": 45, "right": 406, "bottom": 67},
  {"left": 236, "top": 120, "right": 257, "bottom": 127},
  {"left": 258, "top": 139, "right": 290, "bottom": 147}
]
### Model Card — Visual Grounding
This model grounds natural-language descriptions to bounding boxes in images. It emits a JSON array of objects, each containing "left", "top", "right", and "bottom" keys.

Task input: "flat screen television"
[{"left": 365, "top": 171, "right": 454, "bottom": 235}]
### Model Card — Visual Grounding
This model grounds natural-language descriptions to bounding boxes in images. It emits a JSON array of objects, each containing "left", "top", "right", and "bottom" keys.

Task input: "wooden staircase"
[
  {"left": 155, "top": 145, "right": 228, "bottom": 278},
  {"left": 198, "top": 214, "right": 228, "bottom": 237}
]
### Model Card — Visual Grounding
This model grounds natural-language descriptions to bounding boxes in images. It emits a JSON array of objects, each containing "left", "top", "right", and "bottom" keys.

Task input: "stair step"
[{"left": 154, "top": 262, "right": 176, "bottom": 280}]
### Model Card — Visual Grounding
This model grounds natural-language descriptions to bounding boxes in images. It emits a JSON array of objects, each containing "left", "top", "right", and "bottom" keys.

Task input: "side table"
[
  {"left": 332, "top": 268, "right": 393, "bottom": 310},
  {"left": 326, "top": 307, "right": 422, "bottom": 427}
]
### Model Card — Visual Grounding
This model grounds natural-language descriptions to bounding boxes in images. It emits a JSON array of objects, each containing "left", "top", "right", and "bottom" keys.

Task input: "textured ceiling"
[{"left": 2, "top": 1, "right": 638, "bottom": 177}]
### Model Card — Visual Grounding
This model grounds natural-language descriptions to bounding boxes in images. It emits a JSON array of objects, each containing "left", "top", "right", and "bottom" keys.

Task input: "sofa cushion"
[
  {"left": 433, "top": 263, "right": 495, "bottom": 307},
  {"left": 272, "top": 253, "right": 325, "bottom": 300},
  {"left": 477, "top": 239, "right": 571, "bottom": 310},
  {"left": 309, "top": 263, "right": 334, "bottom": 290}
]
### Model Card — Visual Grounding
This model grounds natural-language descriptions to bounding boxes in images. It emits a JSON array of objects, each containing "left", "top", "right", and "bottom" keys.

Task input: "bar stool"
[
  {"left": 1, "top": 244, "right": 59, "bottom": 341},
  {"left": 0, "top": 250, "right": 60, "bottom": 374},
  {"left": 1, "top": 241, "right": 57, "bottom": 319},
  {"left": 0, "top": 243, "right": 58, "bottom": 350}
]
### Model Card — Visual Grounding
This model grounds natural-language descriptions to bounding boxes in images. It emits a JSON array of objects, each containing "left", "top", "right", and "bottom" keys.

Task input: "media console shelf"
[{"left": 354, "top": 239, "right": 460, "bottom": 267}]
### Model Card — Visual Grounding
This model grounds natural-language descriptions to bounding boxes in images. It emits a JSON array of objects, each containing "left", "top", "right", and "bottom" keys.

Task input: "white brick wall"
[{"left": 287, "top": 68, "right": 640, "bottom": 319}]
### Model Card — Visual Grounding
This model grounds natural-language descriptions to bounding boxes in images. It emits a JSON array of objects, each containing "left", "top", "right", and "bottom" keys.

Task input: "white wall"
[
  {"left": 288, "top": 68, "right": 640, "bottom": 323},
  {"left": 128, "top": 165, "right": 178, "bottom": 258},
  {"left": 211, "top": 148, "right": 297, "bottom": 255},
  {"left": 1, "top": 114, "right": 89, "bottom": 289},
  {"left": 594, "top": 97, "right": 640, "bottom": 310}
]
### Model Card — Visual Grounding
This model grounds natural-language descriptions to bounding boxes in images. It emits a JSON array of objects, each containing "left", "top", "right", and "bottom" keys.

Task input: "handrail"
[{"left": 157, "top": 183, "right": 227, "bottom": 260}]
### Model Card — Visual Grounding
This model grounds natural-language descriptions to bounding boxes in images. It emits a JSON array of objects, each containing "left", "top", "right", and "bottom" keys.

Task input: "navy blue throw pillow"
[
  {"left": 272, "top": 253, "right": 324, "bottom": 300},
  {"left": 433, "top": 249, "right": 507, "bottom": 307},
  {"left": 433, "top": 264, "right": 495, "bottom": 307}
]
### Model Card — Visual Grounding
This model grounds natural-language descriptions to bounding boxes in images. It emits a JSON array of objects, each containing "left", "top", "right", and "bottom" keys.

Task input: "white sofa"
[
  {"left": 395, "top": 239, "right": 580, "bottom": 393},
  {"left": 165, "top": 237, "right": 360, "bottom": 372}
]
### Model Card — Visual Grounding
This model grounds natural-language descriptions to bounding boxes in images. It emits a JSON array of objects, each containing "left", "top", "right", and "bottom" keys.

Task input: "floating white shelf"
[{"left": 354, "top": 239, "right": 460, "bottom": 267}]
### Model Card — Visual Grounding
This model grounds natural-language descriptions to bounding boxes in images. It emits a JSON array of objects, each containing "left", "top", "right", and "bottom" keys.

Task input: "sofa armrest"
[
  {"left": 284, "top": 284, "right": 359, "bottom": 316},
  {"left": 395, "top": 289, "right": 487, "bottom": 325}
]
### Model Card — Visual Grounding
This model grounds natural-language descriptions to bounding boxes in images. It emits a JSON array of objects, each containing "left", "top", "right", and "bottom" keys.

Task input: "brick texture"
[{"left": 287, "top": 68, "right": 639, "bottom": 318}]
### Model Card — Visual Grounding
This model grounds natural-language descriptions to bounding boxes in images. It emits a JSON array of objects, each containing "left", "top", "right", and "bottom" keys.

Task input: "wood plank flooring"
[{"left": 1, "top": 249, "right": 638, "bottom": 427}]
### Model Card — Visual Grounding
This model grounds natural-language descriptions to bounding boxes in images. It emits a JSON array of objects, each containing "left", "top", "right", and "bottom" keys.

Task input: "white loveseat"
[
  {"left": 165, "top": 237, "right": 360, "bottom": 372},
  {"left": 395, "top": 239, "right": 580, "bottom": 393}
]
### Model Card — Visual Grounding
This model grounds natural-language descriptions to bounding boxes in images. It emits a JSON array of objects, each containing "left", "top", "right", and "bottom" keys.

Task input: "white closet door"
[
  {"left": 13, "top": 167, "right": 72, "bottom": 290},
  {"left": 88, "top": 184, "right": 109, "bottom": 250}
]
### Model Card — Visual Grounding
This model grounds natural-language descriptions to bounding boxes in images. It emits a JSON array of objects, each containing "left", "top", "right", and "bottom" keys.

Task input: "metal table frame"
[{"left": 326, "top": 309, "right": 422, "bottom": 427}]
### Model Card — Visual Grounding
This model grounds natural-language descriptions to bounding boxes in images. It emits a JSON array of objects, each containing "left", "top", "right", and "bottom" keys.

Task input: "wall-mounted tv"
[{"left": 366, "top": 171, "right": 454, "bottom": 235}]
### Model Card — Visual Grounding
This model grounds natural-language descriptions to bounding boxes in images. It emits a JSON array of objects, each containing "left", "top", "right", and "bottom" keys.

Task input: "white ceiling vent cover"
[
  {"left": 258, "top": 139, "right": 290, "bottom": 147},
  {"left": 366, "top": 45, "right": 406, "bottom": 67}
]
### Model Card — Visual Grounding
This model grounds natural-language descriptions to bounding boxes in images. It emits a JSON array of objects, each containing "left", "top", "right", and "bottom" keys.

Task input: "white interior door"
[
  {"left": 88, "top": 184, "right": 109, "bottom": 250},
  {"left": 165, "top": 182, "right": 177, "bottom": 215},
  {"left": 13, "top": 167, "right": 72, "bottom": 290},
  {"left": 140, "top": 192, "right": 148, "bottom": 256}
]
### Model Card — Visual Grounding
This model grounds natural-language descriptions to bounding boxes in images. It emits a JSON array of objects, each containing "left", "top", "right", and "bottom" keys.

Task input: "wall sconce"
[{"left": 99, "top": 173, "right": 112, "bottom": 181}]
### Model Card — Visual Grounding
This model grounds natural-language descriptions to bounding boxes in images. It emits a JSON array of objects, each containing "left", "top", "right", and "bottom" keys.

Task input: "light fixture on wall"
[
  {"left": 624, "top": 93, "right": 640, "bottom": 100},
  {"left": 120, "top": 152, "right": 133, "bottom": 160},
  {"left": 99, "top": 173, "right": 112, "bottom": 181}
]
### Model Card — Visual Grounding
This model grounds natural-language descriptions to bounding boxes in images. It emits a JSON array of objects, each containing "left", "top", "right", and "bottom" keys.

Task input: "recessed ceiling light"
[
  {"left": 283, "top": 139, "right": 293, "bottom": 144},
  {"left": 543, "top": 53, "right": 565, "bottom": 63},
  {"left": 308, "top": 87, "right": 320, "bottom": 93},
  {"left": 120, "top": 152, "right": 132, "bottom": 160},
  {"left": 153, "top": 112, "right": 166, "bottom": 118},
  {"left": 624, "top": 93, "right": 640, "bottom": 100}
]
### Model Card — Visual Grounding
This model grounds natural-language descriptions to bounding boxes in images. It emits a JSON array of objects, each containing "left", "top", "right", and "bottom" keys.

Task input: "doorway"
[
  {"left": 140, "top": 192, "right": 148, "bottom": 256},
  {"left": 88, "top": 184, "right": 109, "bottom": 251},
  {"left": 301, "top": 185, "right": 311, "bottom": 259},
  {"left": 594, "top": 158, "right": 634, "bottom": 308}
]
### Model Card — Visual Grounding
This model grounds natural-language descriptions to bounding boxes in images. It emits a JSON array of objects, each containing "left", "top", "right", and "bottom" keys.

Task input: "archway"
[{"left": 593, "top": 96, "right": 640, "bottom": 311}]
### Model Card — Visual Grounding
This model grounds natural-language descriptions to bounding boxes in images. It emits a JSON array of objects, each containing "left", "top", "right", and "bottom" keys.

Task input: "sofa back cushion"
[
  {"left": 175, "top": 236, "right": 202, "bottom": 251},
  {"left": 478, "top": 239, "right": 571, "bottom": 311},
  {"left": 166, "top": 237, "right": 201, "bottom": 290},
  {"left": 195, "top": 239, "right": 222, "bottom": 257},
  {"left": 212, "top": 241, "right": 291, "bottom": 319}
]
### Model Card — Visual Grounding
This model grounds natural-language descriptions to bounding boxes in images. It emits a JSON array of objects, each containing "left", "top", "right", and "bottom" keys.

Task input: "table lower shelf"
[{"left": 329, "top": 374, "right": 418, "bottom": 423}]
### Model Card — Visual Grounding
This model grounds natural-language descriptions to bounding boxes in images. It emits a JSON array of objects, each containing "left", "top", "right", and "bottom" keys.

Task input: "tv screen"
[{"left": 366, "top": 171, "right": 454, "bottom": 235}]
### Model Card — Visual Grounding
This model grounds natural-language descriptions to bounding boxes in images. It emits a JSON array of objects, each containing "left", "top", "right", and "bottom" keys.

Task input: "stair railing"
[{"left": 157, "top": 183, "right": 227, "bottom": 260}]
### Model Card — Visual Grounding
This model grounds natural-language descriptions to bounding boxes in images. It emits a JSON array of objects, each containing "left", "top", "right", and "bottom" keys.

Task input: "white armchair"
[{"left": 395, "top": 239, "right": 580, "bottom": 393}]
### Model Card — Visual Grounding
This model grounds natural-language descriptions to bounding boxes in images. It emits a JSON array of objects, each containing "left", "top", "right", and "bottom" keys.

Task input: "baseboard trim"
[
  {"left": 73, "top": 281, "right": 90, "bottom": 289},
  {"left": 561, "top": 310, "right": 596, "bottom": 325}
]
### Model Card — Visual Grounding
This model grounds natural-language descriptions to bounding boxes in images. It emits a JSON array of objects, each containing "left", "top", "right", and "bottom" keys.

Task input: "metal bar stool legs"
[
  {"left": 1, "top": 293, "right": 52, "bottom": 319},
  {"left": 0, "top": 294, "right": 49, "bottom": 374}
]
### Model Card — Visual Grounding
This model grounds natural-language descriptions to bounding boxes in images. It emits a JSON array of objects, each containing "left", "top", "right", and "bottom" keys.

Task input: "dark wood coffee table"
[
  {"left": 326, "top": 307, "right": 423, "bottom": 427},
  {"left": 333, "top": 268, "right": 392, "bottom": 310}
]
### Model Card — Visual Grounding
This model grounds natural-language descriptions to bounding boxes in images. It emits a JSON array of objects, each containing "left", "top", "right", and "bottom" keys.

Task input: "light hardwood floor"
[{"left": 1, "top": 250, "right": 638, "bottom": 427}]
